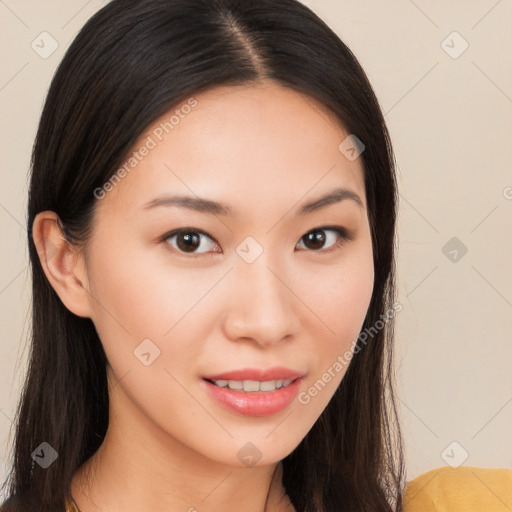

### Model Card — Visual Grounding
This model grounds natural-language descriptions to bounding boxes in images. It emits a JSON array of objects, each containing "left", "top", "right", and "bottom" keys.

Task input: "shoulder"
[{"left": 402, "top": 465, "right": 512, "bottom": 512}]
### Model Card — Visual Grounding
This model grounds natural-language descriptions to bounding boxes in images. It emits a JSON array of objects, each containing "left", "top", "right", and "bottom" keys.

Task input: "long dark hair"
[{"left": 1, "top": 0, "right": 405, "bottom": 510}]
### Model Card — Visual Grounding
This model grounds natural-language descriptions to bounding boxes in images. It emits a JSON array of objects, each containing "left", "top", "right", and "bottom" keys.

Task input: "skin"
[{"left": 33, "top": 81, "right": 374, "bottom": 512}]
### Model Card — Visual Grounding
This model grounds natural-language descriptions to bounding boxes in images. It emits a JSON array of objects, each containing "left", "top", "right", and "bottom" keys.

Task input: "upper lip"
[{"left": 203, "top": 366, "right": 305, "bottom": 382}]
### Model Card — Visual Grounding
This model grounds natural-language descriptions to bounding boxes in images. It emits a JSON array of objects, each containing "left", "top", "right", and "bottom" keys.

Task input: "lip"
[
  {"left": 202, "top": 366, "right": 304, "bottom": 382},
  {"left": 201, "top": 375, "right": 304, "bottom": 417}
]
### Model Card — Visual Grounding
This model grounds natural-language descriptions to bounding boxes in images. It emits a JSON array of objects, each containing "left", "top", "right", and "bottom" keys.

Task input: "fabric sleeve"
[{"left": 402, "top": 465, "right": 512, "bottom": 512}]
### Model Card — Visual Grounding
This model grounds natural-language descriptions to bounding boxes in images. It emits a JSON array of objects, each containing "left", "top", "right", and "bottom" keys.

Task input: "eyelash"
[{"left": 159, "top": 225, "right": 355, "bottom": 257}]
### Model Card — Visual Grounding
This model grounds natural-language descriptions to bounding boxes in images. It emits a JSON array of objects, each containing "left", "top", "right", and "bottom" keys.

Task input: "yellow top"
[
  {"left": 402, "top": 465, "right": 512, "bottom": 512},
  {"left": 63, "top": 465, "right": 512, "bottom": 511},
  {"left": 67, "top": 501, "right": 79, "bottom": 512}
]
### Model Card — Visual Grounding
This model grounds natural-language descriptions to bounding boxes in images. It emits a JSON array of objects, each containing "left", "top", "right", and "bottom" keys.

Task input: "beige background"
[{"left": 1, "top": 0, "right": 511, "bottom": 490}]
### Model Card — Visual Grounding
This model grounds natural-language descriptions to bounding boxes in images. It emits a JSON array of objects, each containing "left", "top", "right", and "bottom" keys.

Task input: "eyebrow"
[{"left": 142, "top": 187, "right": 364, "bottom": 216}]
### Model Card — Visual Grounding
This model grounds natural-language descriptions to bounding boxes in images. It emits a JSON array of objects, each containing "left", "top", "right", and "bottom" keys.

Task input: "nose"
[{"left": 221, "top": 255, "right": 299, "bottom": 348}]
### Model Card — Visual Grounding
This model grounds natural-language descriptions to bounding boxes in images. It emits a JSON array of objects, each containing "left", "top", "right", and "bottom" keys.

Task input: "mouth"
[{"left": 200, "top": 368, "right": 305, "bottom": 417}]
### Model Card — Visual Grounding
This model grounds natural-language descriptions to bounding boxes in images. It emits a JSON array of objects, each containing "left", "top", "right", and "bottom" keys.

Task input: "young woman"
[{"left": 1, "top": 1, "right": 511, "bottom": 511}]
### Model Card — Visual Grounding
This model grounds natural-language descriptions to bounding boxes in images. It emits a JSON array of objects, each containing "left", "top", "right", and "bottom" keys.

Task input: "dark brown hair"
[{"left": 1, "top": 0, "right": 405, "bottom": 510}]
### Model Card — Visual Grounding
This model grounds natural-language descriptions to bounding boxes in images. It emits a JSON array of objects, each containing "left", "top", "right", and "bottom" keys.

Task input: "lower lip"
[{"left": 201, "top": 378, "right": 302, "bottom": 417}]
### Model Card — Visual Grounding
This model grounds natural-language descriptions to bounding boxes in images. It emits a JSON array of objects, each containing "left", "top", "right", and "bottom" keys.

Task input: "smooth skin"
[{"left": 33, "top": 81, "right": 374, "bottom": 512}]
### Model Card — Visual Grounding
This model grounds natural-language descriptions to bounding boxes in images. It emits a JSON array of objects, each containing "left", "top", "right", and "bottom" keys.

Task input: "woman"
[{"left": 1, "top": 1, "right": 510, "bottom": 511}]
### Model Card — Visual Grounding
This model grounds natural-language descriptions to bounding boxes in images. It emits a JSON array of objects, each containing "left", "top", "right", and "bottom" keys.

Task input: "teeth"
[
  {"left": 212, "top": 378, "right": 293, "bottom": 392},
  {"left": 243, "top": 380, "right": 260, "bottom": 392},
  {"left": 260, "top": 380, "right": 277, "bottom": 391}
]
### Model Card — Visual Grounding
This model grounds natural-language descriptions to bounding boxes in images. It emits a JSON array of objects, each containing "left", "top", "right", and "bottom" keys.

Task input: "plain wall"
[{"left": 1, "top": 0, "right": 511, "bottom": 490}]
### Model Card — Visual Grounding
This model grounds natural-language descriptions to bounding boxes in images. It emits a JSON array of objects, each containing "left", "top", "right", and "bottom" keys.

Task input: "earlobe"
[{"left": 32, "top": 211, "right": 92, "bottom": 318}]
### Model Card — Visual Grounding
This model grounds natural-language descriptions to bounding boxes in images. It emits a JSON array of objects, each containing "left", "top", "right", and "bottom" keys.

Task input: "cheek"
[
  {"left": 331, "top": 259, "right": 374, "bottom": 343},
  {"left": 84, "top": 237, "right": 229, "bottom": 383},
  {"left": 84, "top": 242, "right": 212, "bottom": 423},
  {"left": 294, "top": 243, "right": 374, "bottom": 405},
  {"left": 298, "top": 249, "right": 374, "bottom": 349},
  {"left": 86, "top": 236, "right": 204, "bottom": 334}
]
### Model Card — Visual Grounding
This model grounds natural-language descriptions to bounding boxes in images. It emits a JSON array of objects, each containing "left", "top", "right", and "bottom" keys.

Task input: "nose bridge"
[{"left": 223, "top": 250, "right": 297, "bottom": 345}]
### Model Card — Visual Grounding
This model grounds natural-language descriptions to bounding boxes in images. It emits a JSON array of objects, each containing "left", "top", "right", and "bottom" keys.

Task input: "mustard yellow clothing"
[
  {"left": 60, "top": 465, "right": 510, "bottom": 511},
  {"left": 67, "top": 500, "right": 80, "bottom": 512},
  {"left": 403, "top": 465, "right": 512, "bottom": 512}
]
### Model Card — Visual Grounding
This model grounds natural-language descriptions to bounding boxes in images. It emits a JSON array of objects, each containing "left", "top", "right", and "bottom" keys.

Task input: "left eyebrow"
[
  {"left": 296, "top": 187, "right": 364, "bottom": 215},
  {"left": 141, "top": 187, "right": 364, "bottom": 217}
]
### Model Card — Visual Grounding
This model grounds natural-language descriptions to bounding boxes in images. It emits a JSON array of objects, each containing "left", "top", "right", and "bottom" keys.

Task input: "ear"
[{"left": 32, "top": 211, "right": 93, "bottom": 318}]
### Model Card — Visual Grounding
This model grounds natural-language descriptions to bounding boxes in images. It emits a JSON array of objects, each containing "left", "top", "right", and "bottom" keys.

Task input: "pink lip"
[
  {"left": 201, "top": 376, "right": 303, "bottom": 417},
  {"left": 202, "top": 366, "right": 304, "bottom": 382}
]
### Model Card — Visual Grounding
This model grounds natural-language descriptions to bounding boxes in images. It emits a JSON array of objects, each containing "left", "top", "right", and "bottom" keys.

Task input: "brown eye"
[
  {"left": 162, "top": 229, "right": 219, "bottom": 254},
  {"left": 296, "top": 227, "right": 353, "bottom": 252}
]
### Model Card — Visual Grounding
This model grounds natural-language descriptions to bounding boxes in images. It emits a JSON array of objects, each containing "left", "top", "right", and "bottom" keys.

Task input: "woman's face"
[{"left": 81, "top": 82, "right": 374, "bottom": 467}]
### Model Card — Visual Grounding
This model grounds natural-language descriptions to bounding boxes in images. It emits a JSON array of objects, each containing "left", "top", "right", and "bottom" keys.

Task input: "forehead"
[{"left": 96, "top": 82, "right": 366, "bottom": 220}]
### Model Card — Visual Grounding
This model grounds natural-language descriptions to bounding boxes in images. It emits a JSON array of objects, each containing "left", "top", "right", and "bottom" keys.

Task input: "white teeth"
[
  {"left": 212, "top": 379, "right": 294, "bottom": 392},
  {"left": 243, "top": 380, "right": 260, "bottom": 392},
  {"left": 259, "top": 380, "right": 277, "bottom": 391}
]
